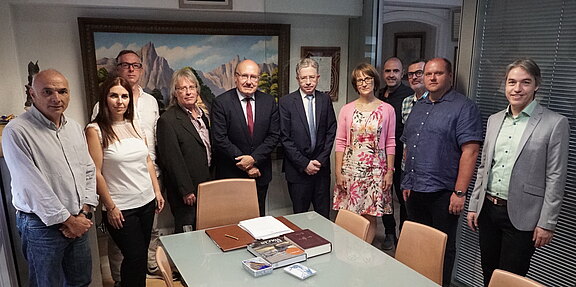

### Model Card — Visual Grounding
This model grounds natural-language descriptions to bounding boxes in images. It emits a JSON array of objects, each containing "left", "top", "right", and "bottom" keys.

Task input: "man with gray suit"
[{"left": 467, "top": 59, "right": 569, "bottom": 286}]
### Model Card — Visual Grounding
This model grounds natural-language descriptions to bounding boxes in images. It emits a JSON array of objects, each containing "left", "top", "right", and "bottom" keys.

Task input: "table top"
[{"left": 160, "top": 211, "right": 440, "bottom": 287}]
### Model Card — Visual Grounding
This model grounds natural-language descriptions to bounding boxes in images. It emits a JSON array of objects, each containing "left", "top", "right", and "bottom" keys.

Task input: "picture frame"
[
  {"left": 393, "top": 32, "right": 425, "bottom": 69},
  {"left": 179, "top": 0, "right": 233, "bottom": 10},
  {"left": 78, "top": 17, "right": 290, "bottom": 116},
  {"left": 300, "top": 46, "right": 341, "bottom": 101}
]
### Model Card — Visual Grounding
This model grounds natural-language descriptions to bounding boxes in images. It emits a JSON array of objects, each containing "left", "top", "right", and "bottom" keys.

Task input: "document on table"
[{"left": 239, "top": 216, "right": 294, "bottom": 240}]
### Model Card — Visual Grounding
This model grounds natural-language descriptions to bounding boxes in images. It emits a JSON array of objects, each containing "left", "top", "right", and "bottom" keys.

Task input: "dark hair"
[
  {"left": 115, "top": 50, "right": 141, "bottom": 62},
  {"left": 93, "top": 76, "right": 138, "bottom": 148},
  {"left": 505, "top": 58, "right": 541, "bottom": 87},
  {"left": 409, "top": 59, "right": 427, "bottom": 66},
  {"left": 351, "top": 63, "right": 381, "bottom": 93}
]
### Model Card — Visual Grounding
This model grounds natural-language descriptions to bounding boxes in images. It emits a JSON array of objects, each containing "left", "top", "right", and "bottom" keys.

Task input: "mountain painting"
[{"left": 94, "top": 32, "right": 280, "bottom": 106}]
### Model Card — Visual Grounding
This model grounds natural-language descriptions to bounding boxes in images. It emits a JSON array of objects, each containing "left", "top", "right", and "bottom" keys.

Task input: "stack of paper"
[{"left": 239, "top": 216, "right": 294, "bottom": 240}]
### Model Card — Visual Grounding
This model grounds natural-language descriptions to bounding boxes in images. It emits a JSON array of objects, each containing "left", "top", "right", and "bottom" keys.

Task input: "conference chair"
[
  {"left": 334, "top": 209, "right": 371, "bottom": 243},
  {"left": 395, "top": 221, "right": 447, "bottom": 285},
  {"left": 488, "top": 269, "right": 545, "bottom": 287},
  {"left": 155, "top": 246, "right": 185, "bottom": 287},
  {"left": 196, "top": 178, "right": 260, "bottom": 230}
]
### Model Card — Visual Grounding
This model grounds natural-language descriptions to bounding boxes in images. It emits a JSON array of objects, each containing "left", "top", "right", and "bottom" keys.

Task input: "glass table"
[{"left": 160, "top": 211, "right": 440, "bottom": 286}]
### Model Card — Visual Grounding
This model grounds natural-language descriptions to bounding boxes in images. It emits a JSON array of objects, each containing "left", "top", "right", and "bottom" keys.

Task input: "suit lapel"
[
  {"left": 486, "top": 111, "right": 506, "bottom": 165},
  {"left": 314, "top": 91, "right": 323, "bottom": 135},
  {"left": 294, "top": 92, "right": 311, "bottom": 139},
  {"left": 175, "top": 107, "right": 204, "bottom": 146},
  {"left": 514, "top": 103, "right": 543, "bottom": 163}
]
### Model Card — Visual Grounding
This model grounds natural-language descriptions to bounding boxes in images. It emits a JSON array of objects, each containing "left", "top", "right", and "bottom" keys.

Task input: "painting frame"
[
  {"left": 78, "top": 17, "right": 290, "bottom": 116},
  {"left": 179, "top": 0, "right": 233, "bottom": 10},
  {"left": 300, "top": 46, "right": 341, "bottom": 101},
  {"left": 393, "top": 32, "right": 425, "bottom": 69}
]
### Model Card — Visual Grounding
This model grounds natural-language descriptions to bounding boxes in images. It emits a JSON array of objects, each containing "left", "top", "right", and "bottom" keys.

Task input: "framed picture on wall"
[
  {"left": 78, "top": 17, "right": 290, "bottom": 116},
  {"left": 300, "top": 46, "right": 341, "bottom": 101},
  {"left": 179, "top": 0, "right": 233, "bottom": 10},
  {"left": 394, "top": 32, "right": 425, "bottom": 68}
]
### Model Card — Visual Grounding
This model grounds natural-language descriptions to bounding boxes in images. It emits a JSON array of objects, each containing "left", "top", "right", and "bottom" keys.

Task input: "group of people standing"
[{"left": 1, "top": 47, "right": 568, "bottom": 287}]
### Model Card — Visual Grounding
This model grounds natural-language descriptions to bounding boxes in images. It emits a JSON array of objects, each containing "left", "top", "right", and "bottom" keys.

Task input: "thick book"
[
  {"left": 284, "top": 229, "right": 332, "bottom": 258},
  {"left": 239, "top": 216, "right": 294, "bottom": 240},
  {"left": 247, "top": 237, "right": 307, "bottom": 268}
]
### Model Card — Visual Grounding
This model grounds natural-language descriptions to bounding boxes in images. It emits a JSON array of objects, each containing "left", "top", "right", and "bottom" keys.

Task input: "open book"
[{"left": 239, "top": 216, "right": 294, "bottom": 240}]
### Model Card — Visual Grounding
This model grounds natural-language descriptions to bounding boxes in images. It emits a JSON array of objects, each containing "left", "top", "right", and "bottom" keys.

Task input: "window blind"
[{"left": 455, "top": 0, "right": 576, "bottom": 286}]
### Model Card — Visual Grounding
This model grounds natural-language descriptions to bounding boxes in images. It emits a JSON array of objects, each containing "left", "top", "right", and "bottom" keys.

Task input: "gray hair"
[
  {"left": 296, "top": 58, "right": 319, "bottom": 76},
  {"left": 169, "top": 67, "right": 200, "bottom": 107},
  {"left": 505, "top": 58, "right": 542, "bottom": 87}
]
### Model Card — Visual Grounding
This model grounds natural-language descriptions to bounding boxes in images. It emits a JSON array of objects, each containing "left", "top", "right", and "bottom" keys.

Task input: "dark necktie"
[
  {"left": 245, "top": 97, "right": 254, "bottom": 136},
  {"left": 306, "top": 94, "right": 316, "bottom": 148}
]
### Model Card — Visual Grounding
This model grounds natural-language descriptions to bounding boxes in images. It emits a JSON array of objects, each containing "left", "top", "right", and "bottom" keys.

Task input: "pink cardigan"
[{"left": 334, "top": 101, "right": 396, "bottom": 155}]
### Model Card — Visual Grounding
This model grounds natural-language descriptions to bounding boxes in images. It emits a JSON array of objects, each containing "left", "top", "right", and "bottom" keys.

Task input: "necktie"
[
  {"left": 245, "top": 97, "right": 254, "bottom": 136},
  {"left": 306, "top": 94, "right": 316, "bottom": 148}
]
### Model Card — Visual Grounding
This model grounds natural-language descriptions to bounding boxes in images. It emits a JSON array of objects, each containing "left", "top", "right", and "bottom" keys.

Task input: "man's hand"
[
  {"left": 247, "top": 166, "right": 261, "bottom": 178},
  {"left": 305, "top": 160, "right": 321, "bottom": 175},
  {"left": 403, "top": 189, "right": 411, "bottom": 201},
  {"left": 533, "top": 227, "right": 554, "bottom": 248},
  {"left": 449, "top": 193, "right": 465, "bottom": 215},
  {"left": 235, "top": 155, "right": 255, "bottom": 171},
  {"left": 60, "top": 215, "right": 93, "bottom": 238},
  {"left": 467, "top": 211, "right": 479, "bottom": 231},
  {"left": 183, "top": 193, "right": 196, "bottom": 206}
]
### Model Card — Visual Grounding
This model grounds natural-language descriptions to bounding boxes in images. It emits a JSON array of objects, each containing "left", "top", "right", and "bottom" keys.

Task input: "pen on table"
[{"left": 225, "top": 234, "right": 239, "bottom": 240}]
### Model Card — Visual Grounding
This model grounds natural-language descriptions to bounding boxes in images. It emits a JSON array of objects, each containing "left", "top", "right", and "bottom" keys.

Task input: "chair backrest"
[
  {"left": 156, "top": 246, "right": 174, "bottom": 287},
  {"left": 395, "top": 221, "right": 447, "bottom": 285},
  {"left": 489, "top": 269, "right": 545, "bottom": 287},
  {"left": 196, "top": 178, "right": 260, "bottom": 230},
  {"left": 334, "top": 209, "right": 370, "bottom": 242}
]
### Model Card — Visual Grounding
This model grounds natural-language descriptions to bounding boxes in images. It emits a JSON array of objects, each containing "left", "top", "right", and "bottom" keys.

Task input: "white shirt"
[
  {"left": 299, "top": 89, "right": 316, "bottom": 125},
  {"left": 236, "top": 89, "right": 255, "bottom": 124}
]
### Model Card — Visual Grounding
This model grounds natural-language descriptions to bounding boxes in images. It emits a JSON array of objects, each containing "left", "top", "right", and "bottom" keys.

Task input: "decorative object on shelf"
[
  {"left": 24, "top": 61, "right": 40, "bottom": 110},
  {"left": 301, "top": 46, "right": 341, "bottom": 101}
]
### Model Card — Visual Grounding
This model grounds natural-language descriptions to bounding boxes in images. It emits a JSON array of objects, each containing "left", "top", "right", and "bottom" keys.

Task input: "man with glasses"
[
  {"left": 91, "top": 50, "right": 162, "bottom": 284},
  {"left": 211, "top": 59, "right": 280, "bottom": 216},
  {"left": 279, "top": 58, "right": 336, "bottom": 219},
  {"left": 402, "top": 59, "right": 428, "bottom": 124},
  {"left": 377, "top": 57, "right": 414, "bottom": 250}
]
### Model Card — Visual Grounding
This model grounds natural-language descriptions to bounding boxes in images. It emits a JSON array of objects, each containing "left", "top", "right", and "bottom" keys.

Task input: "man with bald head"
[
  {"left": 2, "top": 69, "right": 98, "bottom": 286},
  {"left": 211, "top": 59, "right": 280, "bottom": 216}
]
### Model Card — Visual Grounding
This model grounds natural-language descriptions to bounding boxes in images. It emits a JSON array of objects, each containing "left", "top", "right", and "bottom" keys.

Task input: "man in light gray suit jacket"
[{"left": 467, "top": 59, "right": 569, "bottom": 286}]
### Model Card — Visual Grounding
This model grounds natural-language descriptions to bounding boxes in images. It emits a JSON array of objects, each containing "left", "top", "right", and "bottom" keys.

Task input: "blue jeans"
[{"left": 16, "top": 212, "right": 92, "bottom": 287}]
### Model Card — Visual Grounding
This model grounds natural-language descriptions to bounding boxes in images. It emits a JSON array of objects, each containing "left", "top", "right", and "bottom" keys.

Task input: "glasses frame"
[
  {"left": 356, "top": 77, "right": 374, "bottom": 85},
  {"left": 117, "top": 62, "right": 143, "bottom": 70}
]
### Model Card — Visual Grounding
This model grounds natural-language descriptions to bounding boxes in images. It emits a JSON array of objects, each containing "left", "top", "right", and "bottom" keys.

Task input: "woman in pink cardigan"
[{"left": 333, "top": 63, "right": 396, "bottom": 243}]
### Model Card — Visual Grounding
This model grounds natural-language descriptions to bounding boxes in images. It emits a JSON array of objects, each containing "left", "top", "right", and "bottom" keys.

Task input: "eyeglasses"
[
  {"left": 235, "top": 73, "right": 260, "bottom": 82},
  {"left": 356, "top": 77, "right": 374, "bottom": 85},
  {"left": 298, "top": 75, "right": 318, "bottom": 82},
  {"left": 407, "top": 70, "right": 424, "bottom": 78},
  {"left": 117, "top": 62, "right": 143, "bottom": 70},
  {"left": 175, "top": 85, "right": 197, "bottom": 93}
]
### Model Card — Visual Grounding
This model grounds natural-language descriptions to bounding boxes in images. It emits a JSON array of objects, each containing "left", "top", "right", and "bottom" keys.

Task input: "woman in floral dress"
[{"left": 333, "top": 63, "right": 396, "bottom": 243}]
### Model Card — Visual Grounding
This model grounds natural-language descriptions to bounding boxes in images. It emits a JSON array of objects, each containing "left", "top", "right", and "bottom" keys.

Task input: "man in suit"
[
  {"left": 467, "top": 59, "right": 569, "bottom": 286},
  {"left": 211, "top": 59, "right": 280, "bottom": 216},
  {"left": 157, "top": 67, "right": 213, "bottom": 233},
  {"left": 377, "top": 57, "right": 414, "bottom": 250},
  {"left": 279, "top": 58, "right": 337, "bottom": 219}
]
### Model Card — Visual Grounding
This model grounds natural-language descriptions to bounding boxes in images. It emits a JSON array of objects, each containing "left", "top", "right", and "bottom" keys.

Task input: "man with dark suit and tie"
[
  {"left": 211, "top": 59, "right": 280, "bottom": 216},
  {"left": 467, "top": 59, "right": 569, "bottom": 286},
  {"left": 279, "top": 58, "right": 337, "bottom": 219}
]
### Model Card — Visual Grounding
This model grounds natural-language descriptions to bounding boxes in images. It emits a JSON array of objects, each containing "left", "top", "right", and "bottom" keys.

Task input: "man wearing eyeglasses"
[
  {"left": 402, "top": 59, "right": 428, "bottom": 124},
  {"left": 278, "top": 58, "right": 336, "bottom": 219},
  {"left": 211, "top": 59, "right": 280, "bottom": 216},
  {"left": 376, "top": 57, "right": 414, "bottom": 250},
  {"left": 91, "top": 50, "right": 162, "bottom": 284}
]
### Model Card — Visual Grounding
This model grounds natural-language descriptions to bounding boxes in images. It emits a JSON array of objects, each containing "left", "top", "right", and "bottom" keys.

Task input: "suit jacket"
[
  {"left": 469, "top": 102, "right": 569, "bottom": 231},
  {"left": 156, "top": 105, "right": 213, "bottom": 204},
  {"left": 210, "top": 89, "right": 280, "bottom": 186},
  {"left": 279, "top": 90, "right": 337, "bottom": 183}
]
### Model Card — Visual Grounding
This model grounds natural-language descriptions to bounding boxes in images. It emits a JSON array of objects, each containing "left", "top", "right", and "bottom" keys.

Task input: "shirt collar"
[
  {"left": 299, "top": 89, "right": 315, "bottom": 99},
  {"left": 29, "top": 105, "right": 67, "bottom": 130},
  {"left": 506, "top": 99, "right": 537, "bottom": 117},
  {"left": 236, "top": 89, "right": 254, "bottom": 101},
  {"left": 412, "top": 91, "right": 428, "bottom": 102},
  {"left": 179, "top": 103, "right": 203, "bottom": 118}
]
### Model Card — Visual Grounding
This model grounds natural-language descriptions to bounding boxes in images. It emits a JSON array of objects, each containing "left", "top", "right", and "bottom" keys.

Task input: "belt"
[{"left": 486, "top": 194, "right": 507, "bottom": 206}]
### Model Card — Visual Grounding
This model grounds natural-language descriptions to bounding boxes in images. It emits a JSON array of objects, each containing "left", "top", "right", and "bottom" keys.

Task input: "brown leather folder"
[{"left": 205, "top": 216, "right": 301, "bottom": 252}]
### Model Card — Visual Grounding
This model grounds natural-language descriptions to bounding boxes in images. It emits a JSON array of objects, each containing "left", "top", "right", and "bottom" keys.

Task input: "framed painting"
[
  {"left": 300, "top": 46, "right": 341, "bottom": 101},
  {"left": 78, "top": 17, "right": 290, "bottom": 115},
  {"left": 179, "top": 0, "right": 233, "bottom": 10},
  {"left": 393, "top": 32, "right": 425, "bottom": 69}
]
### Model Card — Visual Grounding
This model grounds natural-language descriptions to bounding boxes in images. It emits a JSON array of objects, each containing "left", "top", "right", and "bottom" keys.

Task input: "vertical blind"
[{"left": 455, "top": 0, "right": 576, "bottom": 286}]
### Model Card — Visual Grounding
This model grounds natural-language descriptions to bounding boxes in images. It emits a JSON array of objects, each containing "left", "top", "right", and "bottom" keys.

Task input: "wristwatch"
[
  {"left": 454, "top": 190, "right": 466, "bottom": 198},
  {"left": 79, "top": 209, "right": 93, "bottom": 220}
]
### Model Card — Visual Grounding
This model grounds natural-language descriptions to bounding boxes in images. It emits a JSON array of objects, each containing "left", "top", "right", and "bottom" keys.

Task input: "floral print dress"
[{"left": 333, "top": 104, "right": 392, "bottom": 216}]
